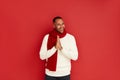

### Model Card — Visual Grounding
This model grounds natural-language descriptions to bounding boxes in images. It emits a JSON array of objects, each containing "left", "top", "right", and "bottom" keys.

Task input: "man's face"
[{"left": 54, "top": 19, "right": 65, "bottom": 33}]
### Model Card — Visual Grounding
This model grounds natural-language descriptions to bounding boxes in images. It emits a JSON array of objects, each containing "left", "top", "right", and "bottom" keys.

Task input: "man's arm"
[
  {"left": 39, "top": 34, "right": 57, "bottom": 60},
  {"left": 60, "top": 36, "right": 78, "bottom": 60}
]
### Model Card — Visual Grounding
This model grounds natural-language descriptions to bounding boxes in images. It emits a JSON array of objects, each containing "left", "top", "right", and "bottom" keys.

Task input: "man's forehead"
[{"left": 55, "top": 19, "right": 64, "bottom": 23}]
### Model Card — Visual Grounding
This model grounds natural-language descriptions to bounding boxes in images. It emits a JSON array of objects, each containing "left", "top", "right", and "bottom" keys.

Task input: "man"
[{"left": 39, "top": 16, "right": 78, "bottom": 80}]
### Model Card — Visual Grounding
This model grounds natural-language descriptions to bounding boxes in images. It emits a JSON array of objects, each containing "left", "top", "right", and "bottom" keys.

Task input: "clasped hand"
[{"left": 55, "top": 36, "right": 63, "bottom": 50}]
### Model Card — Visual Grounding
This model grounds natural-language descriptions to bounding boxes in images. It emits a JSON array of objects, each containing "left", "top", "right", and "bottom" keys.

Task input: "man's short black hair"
[{"left": 53, "top": 16, "right": 63, "bottom": 23}]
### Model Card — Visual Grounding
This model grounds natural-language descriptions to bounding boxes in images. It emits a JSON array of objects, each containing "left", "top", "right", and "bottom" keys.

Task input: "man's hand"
[{"left": 55, "top": 36, "right": 63, "bottom": 50}]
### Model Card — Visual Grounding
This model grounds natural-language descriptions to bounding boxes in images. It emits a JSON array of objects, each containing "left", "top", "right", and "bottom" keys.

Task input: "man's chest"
[{"left": 60, "top": 37, "right": 72, "bottom": 48}]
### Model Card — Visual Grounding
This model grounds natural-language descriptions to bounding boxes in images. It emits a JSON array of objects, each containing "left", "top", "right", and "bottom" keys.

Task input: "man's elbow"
[
  {"left": 39, "top": 54, "right": 46, "bottom": 60},
  {"left": 72, "top": 56, "right": 78, "bottom": 61},
  {"left": 40, "top": 57, "right": 45, "bottom": 60}
]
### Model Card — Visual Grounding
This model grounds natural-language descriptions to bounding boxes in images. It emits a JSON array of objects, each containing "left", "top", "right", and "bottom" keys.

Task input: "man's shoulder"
[
  {"left": 66, "top": 33, "right": 75, "bottom": 38},
  {"left": 43, "top": 34, "right": 49, "bottom": 39},
  {"left": 66, "top": 33, "right": 76, "bottom": 42},
  {"left": 44, "top": 34, "right": 49, "bottom": 37}
]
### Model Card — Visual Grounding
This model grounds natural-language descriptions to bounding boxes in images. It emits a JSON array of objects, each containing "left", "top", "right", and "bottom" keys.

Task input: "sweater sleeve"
[
  {"left": 60, "top": 36, "right": 78, "bottom": 60},
  {"left": 39, "top": 34, "right": 57, "bottom": 60}
]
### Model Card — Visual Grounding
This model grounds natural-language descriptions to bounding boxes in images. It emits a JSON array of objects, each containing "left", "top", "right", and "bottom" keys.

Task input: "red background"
[{"left": 0, "top": 0, "right": 120, "bottom": 80}]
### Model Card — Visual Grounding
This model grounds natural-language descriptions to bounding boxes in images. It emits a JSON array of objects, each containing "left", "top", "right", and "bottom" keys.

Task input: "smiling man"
[{"left": 39, "top": 16, "right": 78, "bottom": 80}]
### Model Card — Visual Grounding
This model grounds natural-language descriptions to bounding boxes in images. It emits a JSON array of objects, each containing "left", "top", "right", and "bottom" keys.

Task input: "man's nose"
[{"left": 60, "top": 24, "right": 64, "bottom": 27}]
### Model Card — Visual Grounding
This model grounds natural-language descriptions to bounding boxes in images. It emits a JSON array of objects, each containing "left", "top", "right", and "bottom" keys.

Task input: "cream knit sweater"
[{"left": 39, "top": 33, "right": 78, "bottom": 77}]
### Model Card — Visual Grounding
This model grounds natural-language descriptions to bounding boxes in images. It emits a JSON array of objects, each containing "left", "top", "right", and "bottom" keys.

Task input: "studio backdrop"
[{"left": 0, "top": 0, "right": 120, "bottom": 80}]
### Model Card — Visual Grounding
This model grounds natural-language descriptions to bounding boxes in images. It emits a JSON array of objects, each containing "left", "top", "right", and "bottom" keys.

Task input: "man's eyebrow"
[{"left": 57, "top": 22, "right": 64, "bottom": 24}]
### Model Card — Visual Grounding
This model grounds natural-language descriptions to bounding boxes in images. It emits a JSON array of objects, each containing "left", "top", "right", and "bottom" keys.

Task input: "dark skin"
[{"left": 53, "top": 19, "right": 65, "bottom": 50}]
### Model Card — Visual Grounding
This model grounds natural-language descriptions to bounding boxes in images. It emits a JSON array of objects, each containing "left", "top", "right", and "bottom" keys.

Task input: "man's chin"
[
  {"left": 59, "top": 30, "right": 64, "bottom": 33},
  {"left": 56, "top": 29, "right": 64, "bottom": 33}
]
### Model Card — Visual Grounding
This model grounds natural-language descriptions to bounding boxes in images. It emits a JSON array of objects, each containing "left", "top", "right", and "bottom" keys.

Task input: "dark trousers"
[{"left": 45, "top": 74, "right": 70, "bottom": 80}]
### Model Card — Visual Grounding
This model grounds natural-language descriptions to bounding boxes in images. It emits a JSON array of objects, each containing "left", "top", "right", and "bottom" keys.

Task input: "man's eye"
[
  {"left": 57, "top": 24, "right": 61, "bottom": 26},
  {"left": 56, "top": 23, "right": 64, "bottom": 26}
]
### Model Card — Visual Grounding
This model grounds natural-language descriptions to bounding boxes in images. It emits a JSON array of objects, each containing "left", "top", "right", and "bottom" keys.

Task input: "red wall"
[{"left": 0, "top": 0, "right": 120, "bottom": 80}]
